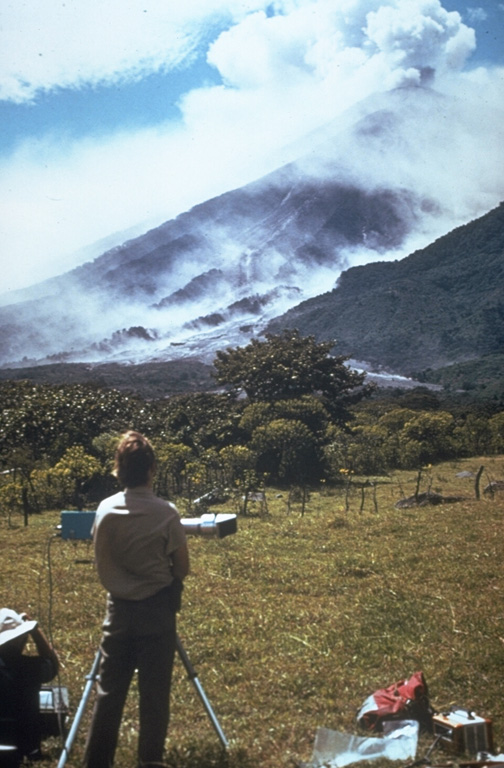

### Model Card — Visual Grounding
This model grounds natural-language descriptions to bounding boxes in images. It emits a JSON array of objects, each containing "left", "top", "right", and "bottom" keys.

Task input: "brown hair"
[{"left": 114, "top": 431, "right": 155, "bottom": 488}]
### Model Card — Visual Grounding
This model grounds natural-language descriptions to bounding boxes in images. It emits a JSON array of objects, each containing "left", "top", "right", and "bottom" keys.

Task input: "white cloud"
[
  {"left": 467, "top": 7, "right": 488, "bottom": 23},
  {"left": 0, "top": 0, "right": 475, "bottom": 102},
  {"left": 0, "top": 0, "right": 275, "bottom": 103},
  {"left": 0, "top": 0, "right": 501, "bottom": 293},
  {"left": 182, "top": 0, "right": 477, "bottom": 153}
]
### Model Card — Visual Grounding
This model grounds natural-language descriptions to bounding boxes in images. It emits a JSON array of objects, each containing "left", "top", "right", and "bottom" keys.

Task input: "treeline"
[
  {"left": 1, "top": 331, "right": 504, "bottom": 520},
  {"left": 267, "top": 202, "right": 504, "bottom": 381}
]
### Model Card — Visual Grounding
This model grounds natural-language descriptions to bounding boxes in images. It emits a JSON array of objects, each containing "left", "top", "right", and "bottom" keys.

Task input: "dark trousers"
[{"left": 83, "top": 587, "right": 177, "bottom": 768}]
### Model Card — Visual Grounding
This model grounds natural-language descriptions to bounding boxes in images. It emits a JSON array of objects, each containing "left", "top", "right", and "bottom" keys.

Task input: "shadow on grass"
[
  {"left": 39, "top": 741, "right": 257, "bottom": 768},
  {"left": 163, "top": 744, "right": 256, "bottom": 768}
]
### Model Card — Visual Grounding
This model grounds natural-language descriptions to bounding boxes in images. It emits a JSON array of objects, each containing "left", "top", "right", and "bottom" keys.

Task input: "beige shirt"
[{"left": 93, "top": 486, "right": 187, "bottom": 600}]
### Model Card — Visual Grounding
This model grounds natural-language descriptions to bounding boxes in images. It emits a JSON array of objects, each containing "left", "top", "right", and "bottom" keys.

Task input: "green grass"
[{"left": 2, "top": 456, "right": 504, "bottom": 768}]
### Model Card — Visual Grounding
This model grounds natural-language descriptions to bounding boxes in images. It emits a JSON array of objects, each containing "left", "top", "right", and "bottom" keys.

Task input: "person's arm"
[
  {"left": 21, "top": 614, "right": 59, "bottom": 675},
  {"left": 171, "top": 541, "right": 190, "bottom": 581}
]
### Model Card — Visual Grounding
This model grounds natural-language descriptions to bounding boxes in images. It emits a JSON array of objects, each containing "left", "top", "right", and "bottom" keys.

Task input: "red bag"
[{"left": 357, "top": 671, "right": 433, "bottom": 732}]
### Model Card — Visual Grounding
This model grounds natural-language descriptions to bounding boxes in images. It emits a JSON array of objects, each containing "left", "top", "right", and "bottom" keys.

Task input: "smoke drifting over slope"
[
  {"left": 1, "top": 0, "right": 502, "bottom": 295},
  {"left": 0, "top": 81, "right": 503, "bottom": 367}
]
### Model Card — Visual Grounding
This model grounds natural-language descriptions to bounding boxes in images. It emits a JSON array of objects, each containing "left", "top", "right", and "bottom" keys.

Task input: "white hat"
[{"left": 0, "top": 608, "right": 37, "bottom": 647}]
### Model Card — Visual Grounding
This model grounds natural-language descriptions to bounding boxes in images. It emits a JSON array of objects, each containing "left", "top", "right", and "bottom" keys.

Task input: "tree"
[
  {"left": 218, "top": 445, "right": 256, "bottom": 486},
  {"left": 153, "top": 442, "right": 194, "bottom": 497},
  {"left": 156, "top": 393, "right": 243, "bottom": 451},
  {"left": 0, "top": 380, "right": 147, "bottom": 467},
  {"left": 400, "top": 411, "right": 455, "bottom": 465},
  {"left": 213, "top": 329, "right": 371, "bottom": 421},
  {"left": 30, "top": 446, "right": 102, "bottom": 510},
  {"left": 489, "top": 412, "right": 504, "bottom": 453},
  {"left": 452, "top": 413, "right": 493, "bottom": 457},
  {"left": 250, "top": 418, "right": 320, "bottom": 484},
  {"left": 239, "top": 396, "right": 329, "bottom": 437}
]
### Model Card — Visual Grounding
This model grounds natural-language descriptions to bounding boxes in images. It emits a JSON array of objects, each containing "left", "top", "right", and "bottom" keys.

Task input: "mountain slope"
[
  {"left": 267, "top": 202, "right": 504, "bottom": 376},
  {"left": 0, "top": 85, "right": 502, "bottom": 370},
  {"left": 0, "top": 178, "right": 421, "bottom": 366}
]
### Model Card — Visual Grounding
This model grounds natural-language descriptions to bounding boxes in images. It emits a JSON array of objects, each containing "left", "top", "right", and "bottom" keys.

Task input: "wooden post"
[{"left": 475, "top": 465, "right": 484, "bottom": 500}]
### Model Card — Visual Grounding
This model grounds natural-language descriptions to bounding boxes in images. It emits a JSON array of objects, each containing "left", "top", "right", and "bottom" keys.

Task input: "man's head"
[
  {"left": 0, "top": 608, "right": 37, "bottom": 654},
  {"left": 114, "top": 430, "right": 156, "bottom": 488}
]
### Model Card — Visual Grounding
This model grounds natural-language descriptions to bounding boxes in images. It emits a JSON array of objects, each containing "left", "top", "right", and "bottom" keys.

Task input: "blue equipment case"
[{"left": 60, "top": 510, "right": 96, "bottom": 540}]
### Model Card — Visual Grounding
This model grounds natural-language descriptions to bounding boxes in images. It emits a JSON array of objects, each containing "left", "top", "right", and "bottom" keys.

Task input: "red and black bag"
[{"left": 357, "top": 671, "right": 433, "bottom": 733}]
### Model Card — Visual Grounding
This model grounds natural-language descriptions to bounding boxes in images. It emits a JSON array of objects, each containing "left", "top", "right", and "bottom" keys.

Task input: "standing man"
[{"left": 83, "top": 431, "right": 190, "bottom": 768}]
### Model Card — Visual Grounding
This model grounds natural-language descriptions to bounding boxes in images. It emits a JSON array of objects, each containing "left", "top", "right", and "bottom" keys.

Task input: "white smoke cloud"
[
  {"left": 171, "top": 0, "right": 480, "bottom": 178},
  {"left": 0, "top": 0, "right": 501, "bottom": 294},
  {"left": 364, "top": 0, "right": 475, "bottom": 84},
  {"left": 206, "top": 0, "right": 475, "bottom": 91}
]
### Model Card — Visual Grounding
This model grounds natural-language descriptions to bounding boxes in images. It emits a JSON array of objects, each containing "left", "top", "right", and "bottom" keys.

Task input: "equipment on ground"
[
  {"left": 432, "top": 709, "right": 493, "bottom": 755},
  {"left": 59, "top": 510, "right": 237, "bottom": 540},
  {"left": 39, "top": 686, "right": 69, "bottom": 737},
  {"left": 181, "top": 512, "right": 237, "bottom": 538}
]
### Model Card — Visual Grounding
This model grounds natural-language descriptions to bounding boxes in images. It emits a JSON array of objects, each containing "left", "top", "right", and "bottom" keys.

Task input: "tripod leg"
[
  {"left": 175, "top": 635, "right": 228, "bottom": 749},
  {"left": 57, "top": 649, "right": 102, "bottom": 768}
]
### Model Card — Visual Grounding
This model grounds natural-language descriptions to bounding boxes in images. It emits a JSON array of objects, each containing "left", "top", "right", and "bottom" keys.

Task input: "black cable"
[
  {"left": 42, "top": 533, "right": 68, "bottom": 746},
  {"left": 45, "top": 534, "right": 55, "bottom": 641}
]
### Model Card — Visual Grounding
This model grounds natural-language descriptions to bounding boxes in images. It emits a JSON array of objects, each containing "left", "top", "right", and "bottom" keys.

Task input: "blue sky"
[{"left": 1, "top": 0, "right": 503, "bottom": 293}]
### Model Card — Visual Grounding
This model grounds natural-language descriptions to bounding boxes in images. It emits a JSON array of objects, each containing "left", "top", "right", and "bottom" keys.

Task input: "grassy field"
[{"left": 1, "top": 456, "right": 503, "bottom": 768}]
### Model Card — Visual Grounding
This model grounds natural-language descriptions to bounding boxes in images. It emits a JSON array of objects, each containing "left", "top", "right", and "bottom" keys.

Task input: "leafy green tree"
[
  {"left": 400, "top": 411, "right": 455, "bottom": 465},
  {"left": 92, "top": 433, "right": 121, "bottom": 475},
  {"left": 156, "top": 393, "right": 243, "bottom": 451},
  {"left": 29, "top": 446, "right": 102, "bottom": 509},
  {"left": 213, "top": 329, "right": 371, "bottom": 421},
  {"left": 0, "top": 381, "right": 146, "bottom": 468},
  {"left": 250, "top": 418, "right": 320, "bottom": 483},
  {"left": 0, "top": 469, "right": 26, "bottom": 525},
  {"left": 346, "top": 424, "right": 389, "bottom": 475},
  {"left": 376, "top": 408, "right": 417, "bottom": 433},
  {"left": 238, "top": 402, "right": 275, "bottom": 435},
  {"left": 489, "top": 412, "right": 504, "bottom": 453},
  {"left": 272, "top": 396, "right": 330, "bottom": 435},
  {"left": 239, "top": 396, "right": 329, "bottom": 437},
  {"left": 452, "top": 413, "right": 493, "bottom": 457},
  {"left": 322, "top": 425, "right": 354, "bottom": 479},
  {"left": 218, "top": 445, "right": 256, "bottom": 487},
  {"left": 153, "top": 442, "right": 194, "bottom": 497},
  {"left": 375, "top": 408, "right": 417, "bottom": 468},
  {"left": 349, "top": 408, "right": 457, "bottom": 470}
]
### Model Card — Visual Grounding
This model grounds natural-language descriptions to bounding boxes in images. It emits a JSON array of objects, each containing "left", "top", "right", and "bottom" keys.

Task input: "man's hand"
[{"left": 21, "top": 614, "right": 59, "bottom": 673}]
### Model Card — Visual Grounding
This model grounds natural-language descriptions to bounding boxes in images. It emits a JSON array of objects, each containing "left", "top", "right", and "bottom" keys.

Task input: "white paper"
[{"left": 308, "top": 720, "right": 419, "bottom": 768}]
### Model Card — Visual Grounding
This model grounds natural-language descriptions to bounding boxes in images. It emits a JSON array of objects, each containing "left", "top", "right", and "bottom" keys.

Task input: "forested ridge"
[
  {"left": 0, "top": 358, "right": 216, "bottom": 400},
  {"left": 268, "top": 201, "right": 504, "bottom": 388},
  {"left": 2, "top": 332, "right": 503, "bottom": 521},
  {"left": 1, "top": 204, "right": 503, "bottom": 400}
]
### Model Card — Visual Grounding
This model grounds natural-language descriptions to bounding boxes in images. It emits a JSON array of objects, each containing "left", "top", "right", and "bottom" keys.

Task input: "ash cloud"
[
  {"left": 0, "top": 0, "right": 503, "bottom": 366},
  {"left": 1, "top": 0, "right": 500, "bottom": 293}
]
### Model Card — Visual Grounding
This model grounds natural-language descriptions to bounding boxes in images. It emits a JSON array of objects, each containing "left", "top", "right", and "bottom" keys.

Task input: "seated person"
[{"left": 0, "top": 608, "right": 59, "bottom": 761}]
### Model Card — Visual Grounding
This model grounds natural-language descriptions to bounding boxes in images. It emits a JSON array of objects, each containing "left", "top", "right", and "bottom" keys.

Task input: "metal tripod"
[{"left": 57, "top": 634, "right": 228, "bottom": 768}]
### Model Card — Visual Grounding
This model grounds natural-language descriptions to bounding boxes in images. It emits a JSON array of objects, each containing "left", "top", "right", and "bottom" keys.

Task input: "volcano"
[{"left": 0, "top": 85, "right": 502, "bottom": 370}]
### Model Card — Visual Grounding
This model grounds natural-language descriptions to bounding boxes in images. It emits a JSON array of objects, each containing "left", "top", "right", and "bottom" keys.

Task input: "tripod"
[{"left": 57, "top": 634, "right": 228, "bottom": 768}]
